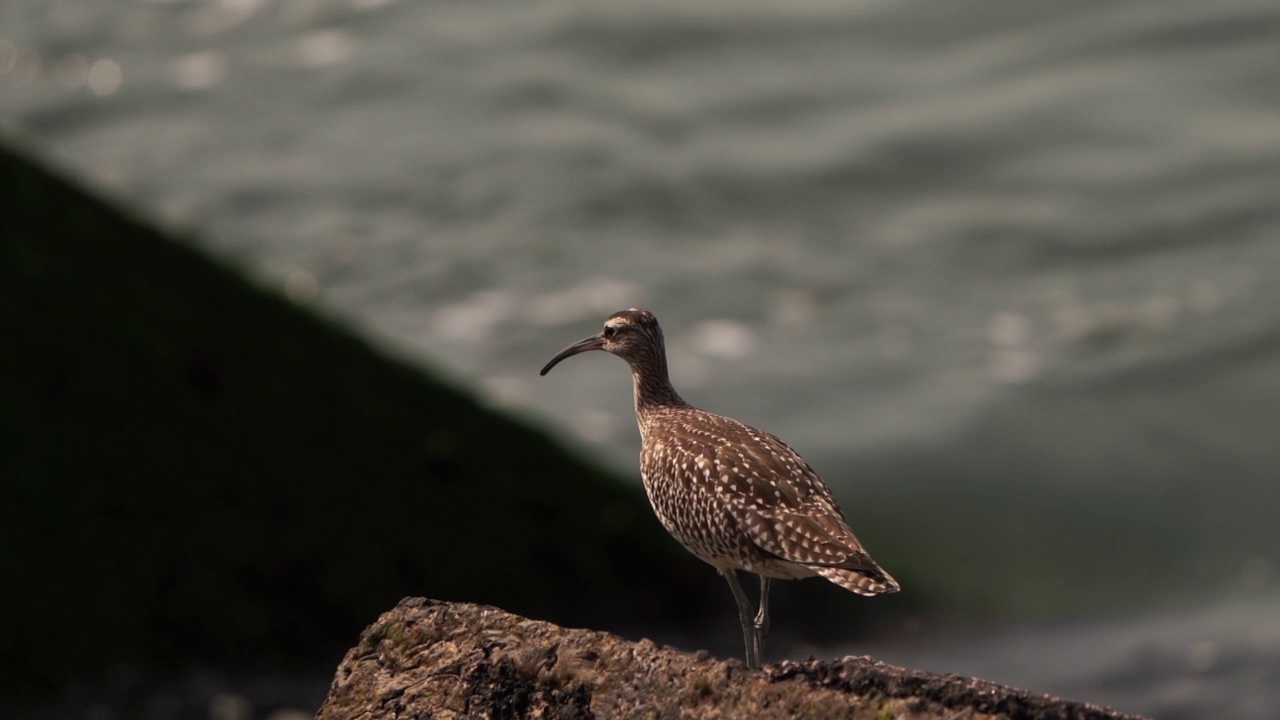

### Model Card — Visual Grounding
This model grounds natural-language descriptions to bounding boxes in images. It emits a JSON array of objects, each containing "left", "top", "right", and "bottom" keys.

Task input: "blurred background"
[{"left": 3, "top": 1, "right": 1280, "bottom": 718}]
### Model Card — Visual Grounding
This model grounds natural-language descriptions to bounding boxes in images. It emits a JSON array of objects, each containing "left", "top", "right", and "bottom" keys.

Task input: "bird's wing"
[{"left": 694, "top": 416, "right": 881, "bottom": 572}]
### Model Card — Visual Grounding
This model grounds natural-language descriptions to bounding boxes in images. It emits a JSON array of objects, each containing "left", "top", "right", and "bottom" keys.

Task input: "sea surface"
[{"left": 4, "top": 1, "right": 1280, "bottom": 717}]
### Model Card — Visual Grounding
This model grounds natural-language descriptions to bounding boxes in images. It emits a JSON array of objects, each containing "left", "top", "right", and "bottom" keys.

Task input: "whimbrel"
[{"left": 540, "top": 308, "right": 898, "bottom": 668}]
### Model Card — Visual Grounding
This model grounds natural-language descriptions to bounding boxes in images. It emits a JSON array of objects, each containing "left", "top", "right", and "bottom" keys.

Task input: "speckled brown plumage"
[
  {"left": 637, "top": 406, "right": 897, "bottom": 594},
  {"left": 541, "top": 308, "right": 898, "bottom": 668}
]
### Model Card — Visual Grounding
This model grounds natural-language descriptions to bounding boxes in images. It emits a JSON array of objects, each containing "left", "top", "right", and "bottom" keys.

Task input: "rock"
[{"left": 318, "top": 598, "right": 1149, "bottom": 720}]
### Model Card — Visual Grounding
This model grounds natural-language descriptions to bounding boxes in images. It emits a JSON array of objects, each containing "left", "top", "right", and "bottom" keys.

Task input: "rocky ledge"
[{"left": 318, "top": 598, "right": 1148, "bottom": 720}]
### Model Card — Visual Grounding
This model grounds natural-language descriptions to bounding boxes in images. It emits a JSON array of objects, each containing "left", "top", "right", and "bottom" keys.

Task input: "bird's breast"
[{"left": 639, "top": 440, "right": 753, "bottom": 566}]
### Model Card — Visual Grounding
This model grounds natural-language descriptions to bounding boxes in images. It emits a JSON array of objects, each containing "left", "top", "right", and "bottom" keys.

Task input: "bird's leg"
[
  {"left": 720, "top": 569, "right": 759, "bottom": 668},
  {"left": 754, "top": 576, "right": 771, "bottom": 665}
]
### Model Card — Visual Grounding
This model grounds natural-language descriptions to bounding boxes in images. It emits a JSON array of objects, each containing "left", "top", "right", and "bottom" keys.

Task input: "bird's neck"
[{"left": 629, "top": 355, "right": 688, "bottom": 439}]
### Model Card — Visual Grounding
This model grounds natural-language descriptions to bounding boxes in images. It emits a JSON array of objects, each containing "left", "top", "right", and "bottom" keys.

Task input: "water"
[
  {"left": 4, "top": 1, "right": 1280, "bottom": 717},
  {"left": 867, "top": 595, "right": 1280, "bottom": 720}
]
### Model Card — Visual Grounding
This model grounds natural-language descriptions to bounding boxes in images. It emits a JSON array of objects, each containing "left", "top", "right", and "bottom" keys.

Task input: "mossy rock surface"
[{"left": 319, "top": 598, "right": 1150, "bottom": 720}]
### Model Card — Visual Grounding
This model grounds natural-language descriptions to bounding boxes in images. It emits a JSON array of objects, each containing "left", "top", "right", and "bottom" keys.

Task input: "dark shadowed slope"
[{"left": 0, "top": 138, "right": 718, "bottom": 702}]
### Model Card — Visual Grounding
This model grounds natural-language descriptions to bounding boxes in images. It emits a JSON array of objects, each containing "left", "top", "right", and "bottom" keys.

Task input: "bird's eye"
[{"left": 603, "top": 326, "right": 617, "bottom": 339}]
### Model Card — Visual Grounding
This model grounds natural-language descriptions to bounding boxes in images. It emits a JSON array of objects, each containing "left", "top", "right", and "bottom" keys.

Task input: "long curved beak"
[{"left": 539, "top": 334, "right": 605, "bottom": 376}]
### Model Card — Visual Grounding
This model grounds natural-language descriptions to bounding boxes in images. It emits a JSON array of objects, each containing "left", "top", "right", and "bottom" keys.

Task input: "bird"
[{"left": 539, "top": 308, "right": 898, "bottom": 668}]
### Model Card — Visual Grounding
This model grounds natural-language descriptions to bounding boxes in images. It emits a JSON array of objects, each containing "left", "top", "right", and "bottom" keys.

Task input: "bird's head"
[{"left": 540, "top": 308, "right": 665, "bottom": 375}]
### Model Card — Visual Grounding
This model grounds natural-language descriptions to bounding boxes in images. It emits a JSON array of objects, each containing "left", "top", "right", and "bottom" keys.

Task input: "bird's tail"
[{"left": 814, "top": 565, "right": 900, "bottom": 596}]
